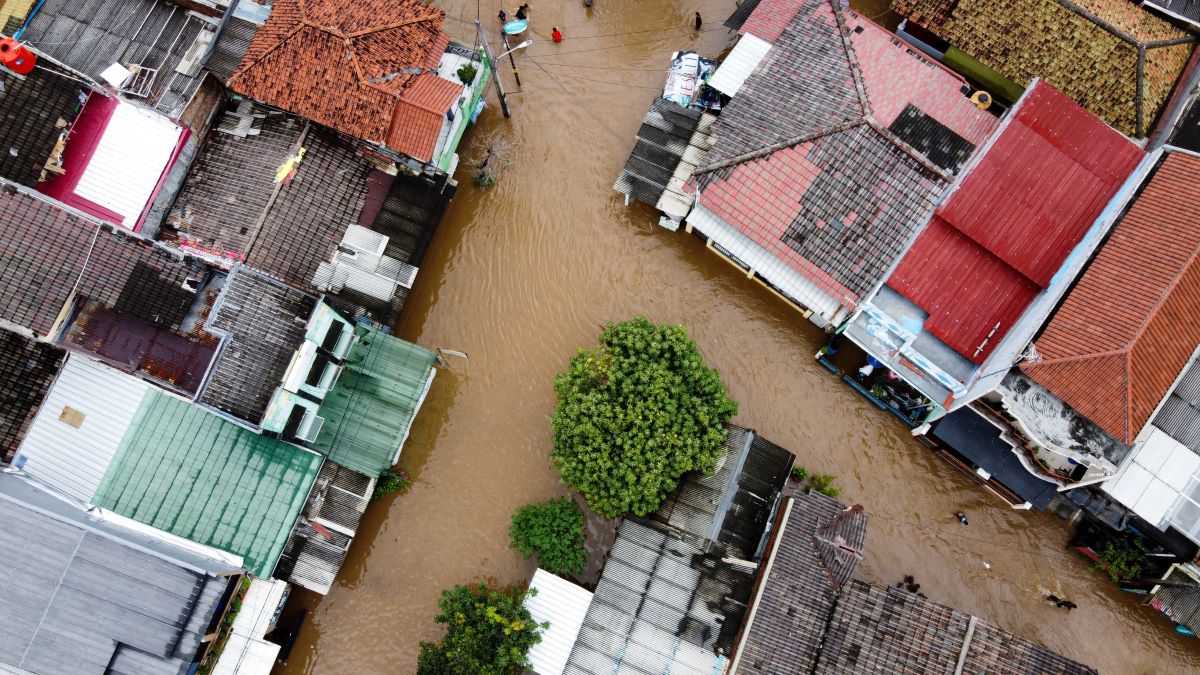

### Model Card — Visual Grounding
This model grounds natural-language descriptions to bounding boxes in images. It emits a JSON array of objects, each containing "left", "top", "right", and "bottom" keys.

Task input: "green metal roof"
[
  {"left": 93, "top": 390, "right": 323, "bottom": 578},
  {"left": 314, "top": 326, "right": 436, "bottom": 476}
]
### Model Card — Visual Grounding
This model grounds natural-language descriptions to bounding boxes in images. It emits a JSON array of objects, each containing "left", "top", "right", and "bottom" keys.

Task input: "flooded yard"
[{"left": 276, "top": 1, "right": 1200, "bottom": 672}]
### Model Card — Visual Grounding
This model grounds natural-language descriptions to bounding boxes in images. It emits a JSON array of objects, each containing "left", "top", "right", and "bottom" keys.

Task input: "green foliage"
[
  {"left": 416, "top": 583, "right": 545, "bottom": 675},
  {"left": 549, "top": 316, "right": 738, "bottom": 518},
  {"left": 809, "top": 473, "right": 841, "bottom": 498},
  {"left": 509, "top": 497, "right": 588, "bottom": 576},
  {"left": 790, "top": 465, "right": 809, "bottom": 481},
  {"left": 457, "top": 63, "right": 479, "bottom": 85},
  {"left": 372, "top": 468, "right": 412, "bottom": 501},
  {"left": 1095, "top": 541, "right": 1147, "bottom": 584}
]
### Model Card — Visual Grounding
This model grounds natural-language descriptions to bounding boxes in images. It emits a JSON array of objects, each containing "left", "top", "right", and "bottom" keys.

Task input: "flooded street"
[{"left": 278, "top": 1, "right": 1200, "bottom": 673}]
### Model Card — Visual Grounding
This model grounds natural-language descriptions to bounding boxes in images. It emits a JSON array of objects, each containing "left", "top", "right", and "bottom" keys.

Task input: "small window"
[{"left": 58, "top": 406, "right": 85, "bottom": 428}]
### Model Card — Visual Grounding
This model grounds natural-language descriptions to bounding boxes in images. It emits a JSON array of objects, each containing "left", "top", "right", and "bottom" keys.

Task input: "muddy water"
[{"left": 277, "top": 1, "right": 1200, "bottom": 673}]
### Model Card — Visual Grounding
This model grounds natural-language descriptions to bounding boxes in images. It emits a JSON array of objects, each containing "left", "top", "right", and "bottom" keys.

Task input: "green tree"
[
  {"left": 416, "top": 583, "right": 544, "bottom": 675},
  {"left": 550, "top": 316, "right": 738, "bottom": 518},
  {"left": 509, "top": 497, "right": 589, "bottom": 576}
]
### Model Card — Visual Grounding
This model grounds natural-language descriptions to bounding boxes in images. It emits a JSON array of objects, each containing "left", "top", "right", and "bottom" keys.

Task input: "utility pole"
[
  {"left": 501, "top": 33, "right": 523, "bottom": 88},
  {"left": 476, "top": 20, "right": 510, "bottom": 118}
]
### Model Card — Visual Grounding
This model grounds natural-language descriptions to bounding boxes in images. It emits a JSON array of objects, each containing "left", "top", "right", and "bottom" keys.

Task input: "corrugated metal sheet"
[
  {"left": 526, "top": 569, "right": 594, "bottom": 675},
  {"left": 74, "top": 101, "right": 184, "bottom": 229},
  {"left": 208, "top": 17, "right": 260, "bottom": 79},
  {"left": 1149, "top": 564, "right": 1200, "bottom": 635},
  {"left": 889, "top": 81, "right": 1143, "bottom": 364},
  {"left": 708, "top": 33, "right": 772, "bottom": 97},
  {"left": 14, "top": 355, "right": 151, "bottom": 504},
  {"left": 613, "top": 99, "right": 703, "bottom": 209},
  {"left": 0, "top": 493, "right": 226, "bottom": 674},
  {"left": 314, "top": 326, "right": 437, "bottom": 476},
  {"left": 211, "top": 578, "right": 287, "bottom": 675},
  {"left": 563, "top": 520, "right": 754, "bottom": 675},
  {"left": 1023, "top": 153, "right": 1200, "bottom": 444},
  {"left": 277, "top": 461, "right": 375, "bottom": 595},
  {"left": 92, "top": 388, "right": 323, "bottom": 577}
]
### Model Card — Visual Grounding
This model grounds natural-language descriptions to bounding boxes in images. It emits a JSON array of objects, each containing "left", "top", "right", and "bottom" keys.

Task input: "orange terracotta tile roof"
[
  {"left": 387, "top": 72, "right": 464, "bottom": 162},
  {"left": 228, "top": 0, "right": 450, "bottom": 155},
  {"left": 1022, "top": 152, "right": 1200, "bottom": 444}
]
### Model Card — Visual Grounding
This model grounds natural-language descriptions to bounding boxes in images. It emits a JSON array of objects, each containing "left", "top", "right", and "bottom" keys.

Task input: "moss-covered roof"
[
  {"left": 93, "top": 390, "right": 323, "bottom": 577},
  {"left": 893, "top": 0, "right": 1194, "bottom": 136}
]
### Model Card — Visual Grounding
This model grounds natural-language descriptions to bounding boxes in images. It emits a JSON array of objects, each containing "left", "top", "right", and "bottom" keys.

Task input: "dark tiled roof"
[
  {"left": 735, "top": 492, "right": 1097, "bottom": 674},
  {"left": 0, "top": 330, "right": 63, "bottom": 462},
  {"left": 0, "top": 59, "right": 85, "bottom": 187},
  {"left": 694, "top": 1, "right": 998, "bottom": 312},
  {"left": 1023, "top": 152, "right": 1200, "bottom": 444},
  {"left": 0, "top": 187, "right": 98, "bottom": 337},
  {"left": 17, "top": 0, "right": 217, "bottom": 116},
  {"left": 227, "top": 0, "right": 450, "bottom": 152},
  {"left": 168, "top": 104, "right": 307, "bottom": 258},
  {"left": 200, "top": 268, "right": 317, "bottom": 424},
  {"left": 246, "top": 126, "right": 373, "bottom": 286},
  {"left": 724, "top": 0, "right": 762, "bottom": 31},
  {"left": 168, "top": 108, "right": 373, "bottom": 288},
  {"left": 892, "top": 0, "right": 1193, "bottom": 136}
]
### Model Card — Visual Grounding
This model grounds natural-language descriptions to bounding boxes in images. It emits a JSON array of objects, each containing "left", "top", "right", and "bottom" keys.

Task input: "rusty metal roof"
[
  {"left": 1023, "top": 152, "right": 1200, "bottom": 444},
  {"left": 888, "top": 81, "right": 1143, "bottom": 364}
]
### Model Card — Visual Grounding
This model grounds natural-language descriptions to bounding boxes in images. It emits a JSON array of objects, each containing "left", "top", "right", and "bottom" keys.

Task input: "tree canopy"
[
  {"left": 550, "top": 316, "right": 737, "bottom": 518},
  {"left": 509, "top": 497, "right": 589, "bottom": 576},
  {"left": 416, "top": 583, "right": 544, "bottom": 675}
]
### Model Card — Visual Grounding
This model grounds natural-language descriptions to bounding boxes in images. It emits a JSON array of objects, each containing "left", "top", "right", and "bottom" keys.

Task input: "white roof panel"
[
  {"left": 708, "top": 34, "right": 771, "bottom": 97},
  {"left": 74, "top": 102, "right": 183, "bottom": 229},
  {"left": 1106, "top": 461, "right": 1155, "bottom": 511},
  {"left": 1160, "top": 442, "right": 1200, "bottom": 492},
  {"left": 526, "top": 569, "right": 594, "bottom": 675},
  {"left": 14, "top": 355, "right": 150, "bottom": 503}
]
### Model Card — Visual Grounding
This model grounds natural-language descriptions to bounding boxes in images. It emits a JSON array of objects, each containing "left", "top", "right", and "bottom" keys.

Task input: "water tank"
[{"left": 0, "top": 39, "right": 35, "bottom": 76}]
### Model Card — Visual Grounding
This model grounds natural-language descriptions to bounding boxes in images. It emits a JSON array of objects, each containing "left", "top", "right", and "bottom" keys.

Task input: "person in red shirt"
[{"left": 552, "top": 26, "right": 562, "bottom": 43}]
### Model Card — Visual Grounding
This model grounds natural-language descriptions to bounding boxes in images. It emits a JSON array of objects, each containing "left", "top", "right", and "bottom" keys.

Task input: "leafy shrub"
[
  {"left": 509, "top": 497, "right": 588, "bottom": 576},
  {"left": 1095, "top": 541, "right": 1147, "bottom": 583},
  {"left": 791, "top": 465, "right": 809, "bottom": 481},
  {"left": 809, "top": 473, "right": 841, "bottom": 498},
  {"left": 550, "top": 316, "right": 737, "bottom": 518},
  {"left": 457, "top": 63, "right": 478, "bottom": 85},
  {"left": 416, "top": 583, "right": 544, "bottom": 675},
  {"left": 372, "top": 469, "right": 411, "bottom": 501}
]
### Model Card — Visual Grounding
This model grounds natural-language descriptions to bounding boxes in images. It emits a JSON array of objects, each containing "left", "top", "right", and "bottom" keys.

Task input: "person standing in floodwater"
[
  {"left": 694, "top": 12, "right": 702, "bottom": 30},
  {"left": 552, "top": 26, "right": 562, "bottom": 43},
  {"left": 956, "top": 511, "right": 969, "bottom": 526}
]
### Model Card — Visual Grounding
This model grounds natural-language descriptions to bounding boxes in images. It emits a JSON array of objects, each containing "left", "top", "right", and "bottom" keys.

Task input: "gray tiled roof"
[
  {"left": 0, "top": 59, "right": 86, "bottom": 187},
  {"left": 735, "top": 491, "right": 1097, "bottom": 675},
  {"left": 200, "top": 267, "right": 316, "bottom": 424},
  {"left": 0, "top": 329, "right": 63, "bottom": 462},
  {"left": 703, "top": 0, "right": 864, "bottom": 167},
  {"left": 0, "top": 490, "right": 228, "bottom": 674}
]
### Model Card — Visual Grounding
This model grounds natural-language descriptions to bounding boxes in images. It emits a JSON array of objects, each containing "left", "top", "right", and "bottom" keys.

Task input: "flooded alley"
[{"left": 277, "top": 1, "right": 1200, "bottom": 673}]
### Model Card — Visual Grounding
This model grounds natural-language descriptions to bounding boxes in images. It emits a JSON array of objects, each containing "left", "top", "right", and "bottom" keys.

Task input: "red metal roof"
[
  {"left": 1022, "top": 152, "right": 1200, "bottom": 443},
  {"left": 887, "top": 81, "right": 1143, "bottom": 364}
]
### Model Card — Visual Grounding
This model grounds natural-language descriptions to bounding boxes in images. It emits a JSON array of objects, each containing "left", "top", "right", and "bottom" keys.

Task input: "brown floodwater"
[{"left": 276, "top": 1, "right": 1200, "bottom": 673}]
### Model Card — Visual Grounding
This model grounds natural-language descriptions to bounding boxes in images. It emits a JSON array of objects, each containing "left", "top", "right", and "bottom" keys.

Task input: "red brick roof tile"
[
  {"left": 228, "top": 0, "right": 449, "bottom": 156},
  {"left": 386, "top": 72, "right": 464, "bottom": 162},
  {"left": 1021, "top": 152, "right": 1200, "bottom": 443},
  {"left": 741, "top": 0, "right": 805, "bottom": 41}
]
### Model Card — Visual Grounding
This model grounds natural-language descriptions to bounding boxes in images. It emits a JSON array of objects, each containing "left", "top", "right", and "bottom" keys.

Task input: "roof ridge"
[
  {"left": 1127, "top": 228, "right": 1200, "bottom": 349},
  {"left": 693, "top": 117, "right": 866, "bottom": 176},
  {"left": 229, "top": 22, "right": 306, "bottom": 82},
  {"left": 1025, "top": 348, "right": 1130, "bottom": 369},
  {"left": 830, "top": 0, "right": 872, "bottom": 118},
  {"left": 345, "top": 12, "right": 444, "bottom": 38}
]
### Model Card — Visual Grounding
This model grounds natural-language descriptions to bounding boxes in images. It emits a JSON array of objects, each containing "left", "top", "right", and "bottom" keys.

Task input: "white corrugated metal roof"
[
  {"left": 707, "top": 34, "right": 772, "bottom": 97},
  {"left": 526, "top": 569, "right": 593, "bottom": 675},
  {"left": 212, "top": 578, "right": 287, "bottom": 675},
  {"left": 74, "top": 102, "right": 184, "bottom": 229},
  {"left": 14, "top": 355, "right": 151, "bottom": 504}
]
